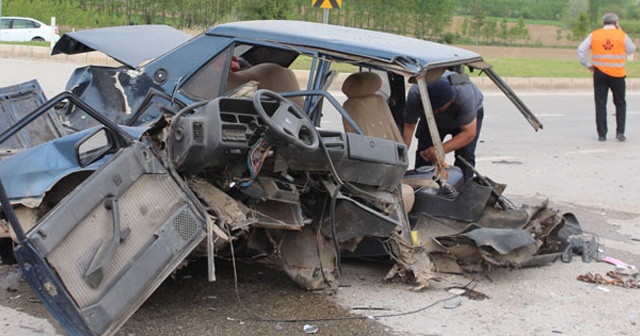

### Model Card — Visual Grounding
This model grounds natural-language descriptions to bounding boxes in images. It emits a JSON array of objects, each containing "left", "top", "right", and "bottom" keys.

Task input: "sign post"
[
  {"left": 50, "top": 17, "right": 56, "bottom": 49},
  {"left": 312, "top": 0, "right": 341, "bottom": 24}
]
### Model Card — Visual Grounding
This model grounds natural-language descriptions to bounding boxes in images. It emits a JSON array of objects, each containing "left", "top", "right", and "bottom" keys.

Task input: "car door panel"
[{"left": 14, "top": 140, "right": 206, "bottom": 336}]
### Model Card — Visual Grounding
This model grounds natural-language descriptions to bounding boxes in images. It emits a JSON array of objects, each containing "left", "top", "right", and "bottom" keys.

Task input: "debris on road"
[{"left": 577, "top": 270, "right": 640, "bottom": 289}]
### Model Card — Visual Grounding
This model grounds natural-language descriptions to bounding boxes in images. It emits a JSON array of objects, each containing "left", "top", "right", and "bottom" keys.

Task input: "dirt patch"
[{"left": 0, "top": 259, "right": 396, "bottom": 336}]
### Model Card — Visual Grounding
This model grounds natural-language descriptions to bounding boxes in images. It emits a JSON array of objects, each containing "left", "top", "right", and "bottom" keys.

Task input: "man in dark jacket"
[{"left": 403, "top": 74, "right": 484, "bottom": 182}]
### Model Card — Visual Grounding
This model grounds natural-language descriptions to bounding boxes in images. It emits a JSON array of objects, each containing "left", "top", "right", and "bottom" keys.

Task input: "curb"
[{"left": 4, "top": 44, "right": 639, "bottom": 93}]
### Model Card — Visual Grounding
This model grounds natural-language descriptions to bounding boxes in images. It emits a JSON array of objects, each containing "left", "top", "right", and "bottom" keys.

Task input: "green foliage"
[
  {"left": 237, "top": 0, "right": 293, "bottom": 21},
  {"left": 468, "top": 0, "right": 486, "bottom": 44},
  {"left": 2, "top": 0, "right": 640, "bottom": 48},
  {"left": 620, "top": 20, "right": 640, "bottom": 36},
  {"left": 459, "top": 17, "right": 469, "bottom": 36},
  {"left": 462, "top": 2, "right": 531, "bottom": 47},
  {"left": 456, "top": 0, "right": 568, "bottom": 20},
  {"left": 510, "top": 17, "right": 530, "bottom": 42},
  {"left": 422, "top": 0, "right": 457, "bottom": 38},
  {"left": 588, "top": 0, "right": 600, "bottom": 29},
  {"left": 481, "top": 19, "right": 497, "bottom": 43},
  {"left": 571, "top": 11, "right": 590, "bottom": 41},
  {"left": 485, "top": 57, "right": 640, "bottom": 78},
  {"left": 498, "top": 19, "right": 509, "bottom": 41}
]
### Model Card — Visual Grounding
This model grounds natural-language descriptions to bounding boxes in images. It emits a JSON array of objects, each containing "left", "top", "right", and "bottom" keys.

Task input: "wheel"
[
  {"left": 252, "top": 89, "right": 319, "bottom": 152},
  {"left": 31, "top": 37, "right": 45, "bottom": 42}
]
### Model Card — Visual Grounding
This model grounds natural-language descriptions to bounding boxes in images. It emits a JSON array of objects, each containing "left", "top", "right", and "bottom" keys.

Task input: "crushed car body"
[{"left": 0, "top": 20, "right": 580, "bottom": 336}]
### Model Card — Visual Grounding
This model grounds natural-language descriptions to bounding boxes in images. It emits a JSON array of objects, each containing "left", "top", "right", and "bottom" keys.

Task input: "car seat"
[
  {"left": 341, "top": 72, "right": 403, "bottom": 143},
  {"left": 340, "top": 72, "right": 414, "bottom": 212},
  {"left": 226, "top": 62, "right": 304, "bottom": 109}
]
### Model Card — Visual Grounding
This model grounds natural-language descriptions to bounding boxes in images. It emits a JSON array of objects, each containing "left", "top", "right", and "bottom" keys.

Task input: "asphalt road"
[{"left": 1, "top": 57, "right": 639, "bottom": 335}]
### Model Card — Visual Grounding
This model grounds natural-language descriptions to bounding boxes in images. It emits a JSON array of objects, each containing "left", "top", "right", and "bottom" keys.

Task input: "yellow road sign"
[{"left": 313, "top": 0, "right": 341, "bottom": 9}]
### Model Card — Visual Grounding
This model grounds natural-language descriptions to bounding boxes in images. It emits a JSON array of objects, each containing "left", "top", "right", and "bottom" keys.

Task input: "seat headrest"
[{"left": 341, "top": 72, "right": 382, "bottom": 98}]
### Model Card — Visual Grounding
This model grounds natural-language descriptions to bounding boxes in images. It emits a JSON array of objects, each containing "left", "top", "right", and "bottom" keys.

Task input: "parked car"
[
  {"left": 0, "top": 21, "right": 579, "bottom": 336},
  {"left": 0, "top": 16, "right": 60, "bottom": 42}
]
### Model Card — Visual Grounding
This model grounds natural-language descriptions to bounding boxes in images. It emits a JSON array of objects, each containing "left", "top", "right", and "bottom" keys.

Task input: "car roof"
[
  {"left": 207, "top": 20, "right": 483, "bottom": 76},
  {"left": 1, "top": 16, "right": 45, "bottom": 22},
  {"left": 50, "top": 20, "right": 484, "bottom": 74}
]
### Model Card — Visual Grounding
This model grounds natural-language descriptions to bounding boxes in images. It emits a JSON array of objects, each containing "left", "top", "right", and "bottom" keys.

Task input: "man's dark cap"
[{"left": 427, "top": 78, "right": 455, "bottom": 111}]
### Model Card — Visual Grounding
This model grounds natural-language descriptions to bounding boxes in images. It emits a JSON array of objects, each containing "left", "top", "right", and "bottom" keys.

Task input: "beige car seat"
[
  {"left": 341, "top": 72, "right": 403, "bottom": 143},
  {"left": 226, "top": 62, "right": 304, "bottom": 109},
  {"left": 341, "top": 72, "right": 414, "bottom": 213}
]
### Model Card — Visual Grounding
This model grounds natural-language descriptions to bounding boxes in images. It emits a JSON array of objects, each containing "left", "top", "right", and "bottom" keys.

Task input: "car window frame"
[{"left": 179, "top": 46, "right": 234, "bottom": 101}]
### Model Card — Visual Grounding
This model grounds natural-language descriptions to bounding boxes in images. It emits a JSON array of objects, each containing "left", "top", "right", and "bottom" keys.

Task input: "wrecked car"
[{"left": 0, "top": 20, "right": 580, "bottom": 336}]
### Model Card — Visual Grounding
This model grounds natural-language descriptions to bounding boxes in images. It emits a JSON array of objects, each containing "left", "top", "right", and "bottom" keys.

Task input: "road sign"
[{"left": 313, "top": 0, "right": 341, "bottom": 9}]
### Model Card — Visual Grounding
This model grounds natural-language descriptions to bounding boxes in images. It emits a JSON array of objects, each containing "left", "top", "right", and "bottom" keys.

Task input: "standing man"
[
  {"left": 403, "top": 73, "right": 484, "bottom": 182},
  {"left": 578, "top": 12, "right": 636, "bottom": 142}
]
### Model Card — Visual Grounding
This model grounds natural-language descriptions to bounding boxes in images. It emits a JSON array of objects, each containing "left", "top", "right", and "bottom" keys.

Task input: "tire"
[{"left": 31, "top": 37, "right": 45, "bottom": 42}]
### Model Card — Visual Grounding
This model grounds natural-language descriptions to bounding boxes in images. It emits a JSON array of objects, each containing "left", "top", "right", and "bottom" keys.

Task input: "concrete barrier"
[{"left": 4, "top": 44, "right": 639, "bottom": 93}]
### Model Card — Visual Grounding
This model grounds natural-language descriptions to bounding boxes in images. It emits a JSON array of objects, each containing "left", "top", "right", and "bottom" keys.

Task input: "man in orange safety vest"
[{"left": 578, "top": 12, "right": 636, "bottom": 142}]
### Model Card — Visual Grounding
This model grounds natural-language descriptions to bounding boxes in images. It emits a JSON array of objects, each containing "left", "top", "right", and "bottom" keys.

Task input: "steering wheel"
[{"left": 253, "top": 89, "right": 319, "bottom": 152}]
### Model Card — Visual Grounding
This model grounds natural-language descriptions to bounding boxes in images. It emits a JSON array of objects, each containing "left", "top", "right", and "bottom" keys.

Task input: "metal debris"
[
  {"left": 447, "top": 288, "right": 467, "bottom": 296},
  {"left": 349, "top": 306, "right": 390, "bottom": 311},
  {"left": 462, "top": 288, "right": 490, "bottom": 301},
  {"left": 446, "top": 285, "right": 489, "bottom": 300},
  {"left": 443, "top": 297, "right": 462, "bottom": 309},
  {"left": 577, "top": 271, "right": 640, "bottom": 289},
  {"left": 303, "top": 324, "right": 318, "bottom": 334},
  {"left": 561, "top": 234, "right": 598, "bottom": 263}
]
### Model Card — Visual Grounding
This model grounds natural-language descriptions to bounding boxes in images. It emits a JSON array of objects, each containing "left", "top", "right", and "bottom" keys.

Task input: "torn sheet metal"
[
  {"left": 412, "top": 182, "right": 577, "bottom": 273},
  {"left": 278, "top": 226, "right": 339, "bottom": 290},
  {"left": 454, "top": 224, "right": 537, "bottom": 255},
  {"left": 0, "top": 80, "right": 64, "bottom": 154},
  {"left": 320, "top": 197, "right": 402, "bottom": 242},
  {"left": 384, "top": 233, "right": 437, "bottom": 291},
  {"left": 411, "top": 180, "right": 493, "bottom": 222}
]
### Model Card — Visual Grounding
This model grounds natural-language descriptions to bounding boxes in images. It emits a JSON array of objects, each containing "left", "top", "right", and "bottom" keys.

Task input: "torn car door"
[
  {"left": 2, "top": 140, "right": 207, "bottom": 336},
  {"left": 0, "top": 79, "right": 65, "bottom": 156}
]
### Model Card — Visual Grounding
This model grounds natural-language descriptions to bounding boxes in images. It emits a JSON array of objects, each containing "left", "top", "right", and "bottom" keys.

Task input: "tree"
[
  {"left": 571, "top": 11, "right": 590, "bottom": 41},
  {"left": 498, "top": 19, "right": 509, "bottom": 43},
  {"left": 588, "top": 0, "right": 600, "bottom": 30},
  {"left": 482, "top": 19, "right": 498, "bottom": 43},
  {"left": 509, "top": 16, "right": 530, "bottom": 43},
  {"left": 469, "top": 0, "right": 486, "bottom": 45},
  {"left": 237, "top": 0, "right": 293, "bottom": 21},
  {"left": 459, "top": 17, "right": 469, "bottom": 37},
  {"left": 423, "top": 0, "right": 456, "bottom": 38}
]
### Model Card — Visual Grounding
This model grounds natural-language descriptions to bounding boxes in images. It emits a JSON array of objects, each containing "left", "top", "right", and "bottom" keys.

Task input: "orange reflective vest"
[{"left": 591, "top": 28, "right": 628, "bottom": 77}]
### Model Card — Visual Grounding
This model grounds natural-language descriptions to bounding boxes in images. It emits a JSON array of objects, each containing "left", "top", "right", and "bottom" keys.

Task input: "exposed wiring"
[
  {"left": 253, "top": 292, "right": 461, "bottom": 323},
  {"left": 238, "top": 138, "right": 272, "bottom": 188}
]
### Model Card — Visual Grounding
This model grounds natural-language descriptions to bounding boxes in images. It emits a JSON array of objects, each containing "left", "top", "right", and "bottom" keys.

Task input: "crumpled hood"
[{"left": 51, "top": 25, "right": 192, "bottom": 68}]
